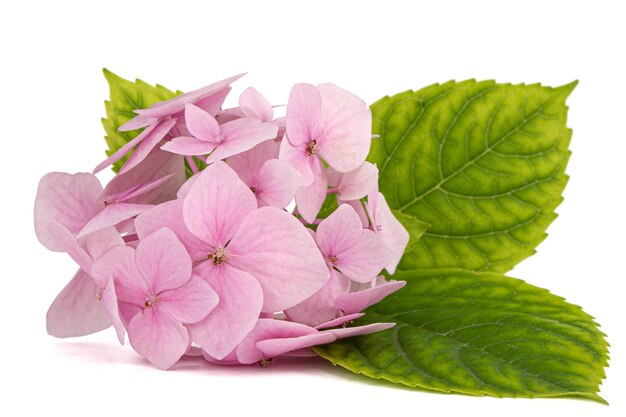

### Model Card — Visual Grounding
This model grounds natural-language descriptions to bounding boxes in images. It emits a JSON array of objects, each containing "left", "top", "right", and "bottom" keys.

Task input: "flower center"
[
  {"left": 209, "top": 247, "right": 228, "bottom": 265},
  {"left": 329, "top": 255, "right": 338, "bottom": 265},
  {"left": 250, "top": 186, "right": 257, "bottom": 194},
  {"left": 104, "top": 199, "right": 116, "bottom": 206},
  {"left": 306, "top": 140, "right": 317, "bottom": 156},
  {"left": 143, "top": 294, "right": 158, "bottom": 308}
]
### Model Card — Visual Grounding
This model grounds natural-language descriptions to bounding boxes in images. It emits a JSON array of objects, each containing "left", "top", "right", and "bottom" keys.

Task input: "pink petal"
[
  {"left": 315, "top": 204, "right": 364, "bottom": 258},
  {"left": 335, "top": 229, "right": 389, "bottom": 284},
  {"left": 183, "top": 161, "right": 257, "bottom": 247},
  {"left": 278, "top": 137, "right": 315, "bottom": 186},
  {"left": 46, "top": 270, "right": 111, "bottom": 338},
  {"left": 192, "top": 87, "right": 232, "bottom": 116},
  {"left": 159, "top": 275, "right": 219, "bottom": 324},
  {"left": 331, "top": 162, "right": 378, "bottom": 201},
  {"left": 135, "top": 74, "right": 244, "bottom": 118},
  {"left": 161, "top": 136, "right": 217, "bottom": 156},
  {"left": 227, "top": 206, "right": 330, "bottom": 312},
  {"left": 119, "top": 114, "right": 157, "bottom": 132},
  {"left": 100, "top": 150, "right": 185, "bottom": 205},
  {"left": 256, "top": 332, "right": 336, "bottom": 359},
  {"left": 314, "top": 83, "right": 372, "bottom": 173},
  {"left": 93, "top": 122, "right": 162, "bottom": 174},
  {"left": 100, "top": 277, "right": 126, "bottom": 345},
  {"left": 135, "top": 228, "right": 192, "bottom": 292},
  {"left": 112, "top": 173, "right": 175, "bottom": 203},
  {"left": 342, "top": 199, "right": 369, "bottom": 227},
  {"left": 371, "top": 192, "right": 409, "bottom": 274},
  {"left": 239, "top": 87, "right": 273, "bottom": 122},
  {"left": 227, "top": 140, "right": 280, "bottom": 187},
  {"left": 335, "top": 280, "right": 406, "bottom": 314},
  {"left": 47, "top": 223, "right": 93, "bottom": 272},
  {"left": 202, "top": 348, "right": 241, "bottom": 365},
  {"left": 205, "top": 118, "right": 278, "bottom": 164},
  {"left": 91, "top": 246, "right": 147, "bottom": 305},
  {"left": 77, "top": 203, "right": 152, "bottom": 238},
  {"left": 176, "top": 173, "right": 200, "bottom": 199},
  {"left": 285, "top": 268, "right": 351, "bottom": 327},
  {"left": 255, "top": 159, "right": 300, "bottom": 208},
  {"left": 315, "top": 313, "right": 365, "bottom": 330},
  {"left": 81, "top": 227, "right": 125, "bottom": 263},
  {"left": 135, "top": 199, "right": 212, "bottom": 262},
  {"left": 294, "top": 157, "right": 327, "bottom": 223},
  {"left": 128, "top": 307, "right": 189, "bottom": 370},
  {"left": 187, "top": 263, "right": 263, "bottom": 360},
  {"left": 236, "top": 319, "right": 317, "bottom": 364},
  {"left": 285, "top": 83, "right": 322, "bottom": 146},
  {"left": 329, "top": 322, "right": 395, "bottom": 339},
  {"left": 34, "top": 172, "right": 102, "bottom": 251},
  {"left": 118, "top": 118, "right": 177, "bottom": 175},
  {"left": 184, "top": 103, "right": 221, "bottom": 141}
]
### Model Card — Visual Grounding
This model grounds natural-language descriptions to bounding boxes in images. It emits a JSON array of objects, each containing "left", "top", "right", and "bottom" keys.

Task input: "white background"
[{"left": 1, "top": 0, "right": 624, "bottom": 416}]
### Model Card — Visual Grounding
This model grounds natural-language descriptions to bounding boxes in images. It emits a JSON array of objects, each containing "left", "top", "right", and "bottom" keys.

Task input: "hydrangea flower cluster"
[{"left": 34, "top": 74, "right": 410, "bottom": 370}]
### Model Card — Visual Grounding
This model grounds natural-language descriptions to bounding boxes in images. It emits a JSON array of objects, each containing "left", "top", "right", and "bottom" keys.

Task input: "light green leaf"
[
  {"left": 391, "top": 209, "right": 430, "bottom": 251},
  {"left": 368, "top": 80, "right": 576, "bottom": 273},
  {"left": 101, "top": 69, "right": 181, "bottom": 172},
  {"left": 315, "top": 269, "right": 608, "bottom": 403}
]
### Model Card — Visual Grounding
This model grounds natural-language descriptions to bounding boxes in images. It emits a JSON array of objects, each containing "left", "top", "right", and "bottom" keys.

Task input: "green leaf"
[
  {"left": 391, "top": 209, "right": 430, "bottom": 251},
  {"left": 368, "top": 80, "right": 576, "bottom": 273},
  {"left": 101, "top": 69, "right": 181, "bottom": 172},
  {"left": 315, "top": 269, "right": 608, "bottom": 403}
]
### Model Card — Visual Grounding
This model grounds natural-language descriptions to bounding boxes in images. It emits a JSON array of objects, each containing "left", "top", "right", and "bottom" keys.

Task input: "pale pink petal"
[
  {"left": 47, "top": 223, "right": 92, "bottom": 272},
  {"left": 135, "top": 199, "right": 212, "bottom": 261},
  {"left": 315, "top": 313, "right": 365, "bottom": 329},
  {"left": 183, "top": 161, "right": 257, "bottom": 247},
  {"left": 118, "top": 301, "right": 142, "bottom": 329},
  {"left": 255, "top": 159, "right": 299, "bottom": 208},
  {"left": 205, "top": 118, "right": 278, "bottom": 164},
  {"left": 91, "top": 246, "right": 147, "bottom": 305},
  {"left": 278, "top": 137, "right": 315, "bottom": 186},
  {"left": 192, "top": 87, "right": 232, "bottom": 116},
  {"left": 188, "top": 263, "right": 263, "bottom": 360},
  {"left": 93, "top": 122, "right": 161, "bottom": 174},
  {"left": 227, "top": 140, "right": 280, "bottom": 186},
  {"left": 335, "top": 280, "right": 406, "bottom": 314},
  {"left": 159, "top": 275, "right": 219, "bottom": 324},
  {"left": 128, "top": 307, "right": 189, "bottom": 370},
  {"left": 184, "top": 103, "right": 221, "bottom": 141},
  {"left": 77, "top": 203, "right": 152, "bottom": 238},
  {"left": 332, "top": 162, "right": 378, "bottom": 201},
  {"left": 285, "top": 83, "right": 321, "bottom": 146},
  {"left": 329, "top": 322, "right": 395, "bottom": 339},
  {"left": 100, "top": 150, "right": 185, "bottom": 205},
  {"left": 372, "top": 192, "right": 409, "bottom": 274},
  {"left": 202, "top": 347, "right": 241, "bottom": 365},
  {"left": 100, "top": 277, "right": 126, "bottom": 344},
  {"left": 135, "top": 228, "right": 192, "bottom": 292},
  {"left": 161, "top": 136, "right": 217, "bottom": 156},
  {"left": 239, "top": 87, "right": 273, "bottom": 122},
  {"left": 294, "top": 157, "right": 327, "bottom": 223},
  {"left": 335, "top": 229, "right": 389, "bottom": 283},
  {"left": 227, "top": 206, "right": 329, "bottom": 312},
  {"left": 342, "top": 199, "right": 369, "bottom": 227},
  {"left": 46, "top": 270, "right": 111, "bottom": 338},
  {"left": 119, "top": 114, "right": 157, "bottom": 132},
  {"left": 315, "top": 204, "right": 364, "bottom": 258},
  {"left": 34, "top": 172, "right": 101, "bottom": 251},
  {"left": 285, "top": 268, "right": 351, "bottom": 327},
  {"left": 256, "top": 332, "right": 336, "bottom": 359},
  {"left": 118, "top": 118, "right": 177, "bottom": 175},
  {"left": 81, "top": 226, "right": 125, "bottom": 262},
  {"left": 135, "top": 74, "right": 244, "bottom": 118},
  {"left": 176, "top": 173, "right": 200, "bottom": 199},
  {"left": 236, "top": 319, "right": 317, "bottom": 364},
  {"left": 314, "top": 83, "right": 372, "bottom": 173},
  {"left": 113, "top": 173, "right": 175, "bottom": 203}
]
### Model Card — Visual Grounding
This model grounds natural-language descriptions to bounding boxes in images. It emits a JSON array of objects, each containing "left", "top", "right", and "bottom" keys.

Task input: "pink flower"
[
  {"left": 135, "top": 161, "right": 329, "bottom": 359},
  {"left": 92, "top": 228, "right": 219, "bottom": 369},
  {"left": 228, "top": 141, "right": 299, "bottom": 208},
  {"left": 327, "top": 162, "right": 378, "bottom": 202},
  {"left": 95, "top": 74, "right": 243, "bottom": 174},
  {"left": 279, "top": 83, "right": 372, "bottom": 187},
  {"left": 286, "top": 204, "right": 390, "bottom": 326},
  {"left": 161, "top": 103, "right": 278, "bottom": 164}
]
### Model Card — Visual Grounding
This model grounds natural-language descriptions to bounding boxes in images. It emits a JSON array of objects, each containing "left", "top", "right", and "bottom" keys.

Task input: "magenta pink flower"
[
  {"left": 92, "top": 228, "right": 219, "bottom": 369},
  {"left": 161, "top": 103, "right": 278, "bottom": 164},
  {"left": 279, "top": 83, "right": 372, "bottom": 187},
  {"left": 228, "top": 141, "right": 299, "bottom": 208}
]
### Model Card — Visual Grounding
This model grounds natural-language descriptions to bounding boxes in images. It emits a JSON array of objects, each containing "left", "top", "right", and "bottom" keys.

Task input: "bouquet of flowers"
[{"left": 34, "top": 73, "right": 408, "bottom": 369}]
